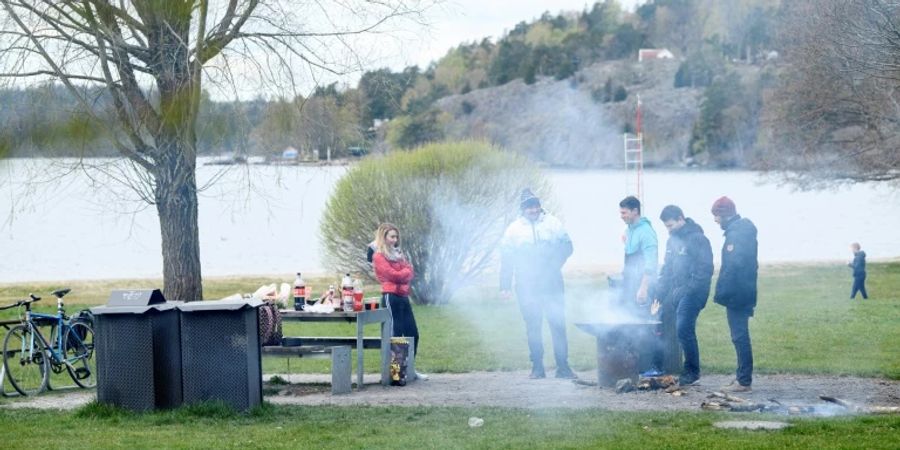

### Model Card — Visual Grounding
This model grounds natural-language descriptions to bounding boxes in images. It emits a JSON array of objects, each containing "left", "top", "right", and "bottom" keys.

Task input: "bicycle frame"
[
  {"left": 12, "top": 295, "right": 88, "bottom": 371},
  {"left": 23, "top": 301, "right": 87, "bottom": 369}
]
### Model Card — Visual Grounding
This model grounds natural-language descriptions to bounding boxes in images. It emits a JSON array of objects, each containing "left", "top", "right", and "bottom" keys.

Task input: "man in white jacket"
[{"left": 500, "top": 188, "right": 575, "bottom": 379}]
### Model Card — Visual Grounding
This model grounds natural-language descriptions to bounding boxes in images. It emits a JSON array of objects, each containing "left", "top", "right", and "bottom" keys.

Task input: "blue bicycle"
[{"left": 1, "top": 289, "right": 95, "bottom": 396}]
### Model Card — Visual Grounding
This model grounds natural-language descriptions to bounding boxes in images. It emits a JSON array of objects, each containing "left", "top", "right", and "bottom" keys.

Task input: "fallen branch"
[
  {"left": 820, "top": 396, "right": 900, "bottom": 415},
  {"left": 710, "top": 391, "right": 749, "bottom": 403}
]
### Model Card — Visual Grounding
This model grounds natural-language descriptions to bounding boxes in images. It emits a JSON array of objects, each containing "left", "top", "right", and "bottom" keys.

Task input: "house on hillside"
[{"left": 638, "top": 48, "right": 674, "bottom": 62}]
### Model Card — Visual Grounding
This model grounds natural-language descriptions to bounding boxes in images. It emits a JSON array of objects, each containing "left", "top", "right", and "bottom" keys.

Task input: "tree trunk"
[{"left": 156, "top": 148, "right": 203, "bottom": 301}]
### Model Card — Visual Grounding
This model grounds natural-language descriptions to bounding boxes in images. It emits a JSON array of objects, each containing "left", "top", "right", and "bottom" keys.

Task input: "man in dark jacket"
[
  {"left": 500, "top": 188, "right": 575, "bottom": 379},
  {"left": 711, "top": 196, "right": 758, "bottom": 393},
  {"left": 849, "top": 242, "right": 868, "bottom": 299},
  {"left": 654, "top": 205, "right": 714, "bottom": 386}
]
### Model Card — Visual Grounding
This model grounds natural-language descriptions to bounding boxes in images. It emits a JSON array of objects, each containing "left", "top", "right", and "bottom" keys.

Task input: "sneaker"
[
  {"left": 640, "top": 368, "right": 663, "bottom": 378},
  {"left": 529, "top": 366, "right": 546, "bottom": 379},
  {"left": 555, "top": 367, "right": 577, "bottom": 379},
  {"left": 415, "top": 371, "right": 429, "bottom": 381}
]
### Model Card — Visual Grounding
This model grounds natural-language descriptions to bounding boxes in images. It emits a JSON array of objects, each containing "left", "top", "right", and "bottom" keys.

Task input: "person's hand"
[
  {"left": 499, "top": 290, "right": 512, "bottom": 301},
  {"left": 636, "top": 285, "right": 649, "bottom": 306},
  {"left": 650, "top": 299, "right": 661, "bottom": 316}
]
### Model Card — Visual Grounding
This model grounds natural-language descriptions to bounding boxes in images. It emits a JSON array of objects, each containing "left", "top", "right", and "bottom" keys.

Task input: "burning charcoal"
[{"left": 615, "top": 378, "right": 635, "bottom": 393}]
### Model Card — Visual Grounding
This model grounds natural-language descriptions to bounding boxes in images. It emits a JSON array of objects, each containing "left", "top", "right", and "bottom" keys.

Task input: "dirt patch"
[{"left": 4, "top": 372, "right": 898, "bottom": 413}]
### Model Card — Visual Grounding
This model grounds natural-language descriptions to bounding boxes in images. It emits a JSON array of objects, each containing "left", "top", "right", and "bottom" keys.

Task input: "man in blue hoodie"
[{"left": 619, "top": 196, "right": 658, "bottom": 313}]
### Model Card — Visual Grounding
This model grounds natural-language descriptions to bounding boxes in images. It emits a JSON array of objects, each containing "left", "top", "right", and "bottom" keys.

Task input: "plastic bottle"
[
  {"left": 293, "top": 273, "right": 306, "bottom": 311},
  {"left": 352, "top": 279, "right": 364, "bottom": 312},
  {"left": 341, "top": 273, "right": 354, "bottom": 312},
  {"left": 326, "top": 284, "right": 336, "bottom": 310}
]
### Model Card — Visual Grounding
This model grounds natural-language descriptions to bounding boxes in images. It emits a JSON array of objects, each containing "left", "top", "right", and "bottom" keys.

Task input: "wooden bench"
[{"left": 261, "top": 345, "right": 352, "bottom": 395}]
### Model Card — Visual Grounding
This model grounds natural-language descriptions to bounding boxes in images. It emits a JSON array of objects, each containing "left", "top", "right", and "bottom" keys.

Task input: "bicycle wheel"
[
  {"left": 63, "top": 322, "right": 95, "bottom": 388},
  {"left": 2, "top": 324, "right": 49, "bottom": 396}
]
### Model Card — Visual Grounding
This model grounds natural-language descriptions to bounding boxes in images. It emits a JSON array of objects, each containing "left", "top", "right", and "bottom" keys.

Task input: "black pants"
[
  {"left": 382, "top": 293, "right": 420, "bottom": 357},
  {"left": 851, "top": 275, "right": 868, "bottom": 299},
  {"left": 517, "top": 292, "right": 569, "bottom": 370}
]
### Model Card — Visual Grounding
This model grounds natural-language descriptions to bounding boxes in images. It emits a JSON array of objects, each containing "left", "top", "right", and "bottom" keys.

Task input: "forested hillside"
[{"left": 1, "top": 0, "right": 783, "bottom": 168}]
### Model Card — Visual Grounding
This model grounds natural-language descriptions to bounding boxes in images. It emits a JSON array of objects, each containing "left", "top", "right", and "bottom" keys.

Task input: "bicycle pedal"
[{"left": 74, "top": 367, "right": 91, "bottom": 380}]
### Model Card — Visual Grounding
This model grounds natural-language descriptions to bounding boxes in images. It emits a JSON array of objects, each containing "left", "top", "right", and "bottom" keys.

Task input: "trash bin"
[
  {"left": 91, "top": 289, "right": 182, "bottom": 411},
  {"left": 177, "top": 299, "right": 263, "bottom": 411}
]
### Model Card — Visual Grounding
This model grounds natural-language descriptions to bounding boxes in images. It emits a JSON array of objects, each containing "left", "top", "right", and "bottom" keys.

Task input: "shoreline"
[{"left": 2, "top": 258, "right": 896, "bottom": 286}]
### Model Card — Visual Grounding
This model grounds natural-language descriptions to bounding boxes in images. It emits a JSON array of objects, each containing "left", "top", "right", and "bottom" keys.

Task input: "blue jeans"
[
  {"left": 517, "top": 293, "right": 569, "bottom": 370},
  {"left": 676, "top": 297, "right": 704, "bottom": 380},
  {"left": 851, "top": 275, "right": 868, "bottom": 299},
  {"left": 726, "top": 307, "right": 753, "bottom": 386}
]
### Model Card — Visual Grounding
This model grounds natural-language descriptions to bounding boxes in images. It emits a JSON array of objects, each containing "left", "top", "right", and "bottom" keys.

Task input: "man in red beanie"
[{"left": 710, "top": 196, "right": 758, "bottom": 393}]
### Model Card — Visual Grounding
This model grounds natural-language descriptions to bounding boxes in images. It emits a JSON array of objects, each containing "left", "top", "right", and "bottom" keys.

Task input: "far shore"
[{"left": 2, "top": 258, "right": 897, "bottom": 287}]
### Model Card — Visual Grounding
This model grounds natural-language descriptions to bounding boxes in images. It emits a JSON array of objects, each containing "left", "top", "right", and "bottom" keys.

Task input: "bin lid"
[
  {"left": 91, "top": 301, "right": 181, "bottom": 315},
  {"left": 177, "top": 298, "right": 264, "bottom": 312},
  {"left": 107, "top": 289, "right": 166, "bottom": 306}
]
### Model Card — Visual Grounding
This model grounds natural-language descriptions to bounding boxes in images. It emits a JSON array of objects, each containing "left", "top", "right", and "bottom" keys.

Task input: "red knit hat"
[{"left": 711, "top": 196, "right": 737, "bottom": 217}]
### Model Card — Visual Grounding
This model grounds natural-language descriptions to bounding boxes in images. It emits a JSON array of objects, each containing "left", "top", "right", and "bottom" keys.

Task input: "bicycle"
[{"left": 1, "top": 289, "right": 95, "bottom": 396}]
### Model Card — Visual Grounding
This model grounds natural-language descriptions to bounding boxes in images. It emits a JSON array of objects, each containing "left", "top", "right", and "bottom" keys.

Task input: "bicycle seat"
[{"left": 52, "top": 288, "right": 71, "bottom": 298}]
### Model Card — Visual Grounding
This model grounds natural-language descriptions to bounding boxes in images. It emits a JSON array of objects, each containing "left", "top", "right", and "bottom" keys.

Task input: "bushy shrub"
[{"left": 320, "top": 140, "right": 550, "bottom": 304}]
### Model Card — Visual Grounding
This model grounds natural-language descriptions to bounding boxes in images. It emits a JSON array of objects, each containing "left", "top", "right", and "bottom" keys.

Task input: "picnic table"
[{"left": 276, "top": 307, "right": 393, "bottom": 389}]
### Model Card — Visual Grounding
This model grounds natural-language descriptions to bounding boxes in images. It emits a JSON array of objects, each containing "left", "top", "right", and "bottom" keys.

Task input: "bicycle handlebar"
[{"left": 0, "top": 295, "right": 41, "bottom": 311}]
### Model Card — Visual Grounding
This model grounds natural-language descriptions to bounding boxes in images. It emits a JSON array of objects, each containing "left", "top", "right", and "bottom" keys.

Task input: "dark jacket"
[
  {"left": 714, "top": 215, "right": 758, "bottom": 310},
  {"left": 500, "top": 212, "right": 573, "bottom": 294},
  {"left": 656, "top": 218, "right": 714, "bottom": 307},
  {"left": 850, "top": 251, "right": 866, "bottom": 277}
]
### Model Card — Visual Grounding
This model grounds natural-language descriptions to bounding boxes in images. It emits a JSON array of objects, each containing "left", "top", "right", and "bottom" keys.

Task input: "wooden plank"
[{"left": 280, "top": 336, "right": 382, "bottom": 349}]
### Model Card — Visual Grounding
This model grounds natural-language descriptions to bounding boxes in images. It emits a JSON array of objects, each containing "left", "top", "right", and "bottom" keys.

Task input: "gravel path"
[{"left": 4, "top": 372, "right": 898, "bottom": 413}]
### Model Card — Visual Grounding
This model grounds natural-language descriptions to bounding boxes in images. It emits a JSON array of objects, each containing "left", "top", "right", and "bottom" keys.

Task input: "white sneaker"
[{"left": 415, "top": 371, "right": 429, "bottom": 381}]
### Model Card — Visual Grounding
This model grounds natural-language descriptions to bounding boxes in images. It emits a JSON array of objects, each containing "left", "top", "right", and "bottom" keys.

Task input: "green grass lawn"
[
  {"left": 0, "top": 263, "right": 898, "bottom": 448},
  {"left": 1, "top": 403, "right": 898, "bottom": 449},
  {"left": 2, "top": 263, "right": 898, "bottom": 378}
]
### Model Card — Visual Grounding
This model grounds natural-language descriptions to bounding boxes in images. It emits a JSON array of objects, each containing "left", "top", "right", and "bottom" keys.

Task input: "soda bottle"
[
  {"left": 341, "top": 273, "right": 354, "bottom": 312},
  {"left": 352, "top": 279, "right": 364, "bottom": 312},
  {"left": 293, "top": 273, "right": 306, "bottom": 311}
]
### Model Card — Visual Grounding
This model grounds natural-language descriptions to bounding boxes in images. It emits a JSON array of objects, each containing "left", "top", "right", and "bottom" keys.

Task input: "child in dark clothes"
[{"left": 849, "top": 242, "right": 868, "bottom": 300}]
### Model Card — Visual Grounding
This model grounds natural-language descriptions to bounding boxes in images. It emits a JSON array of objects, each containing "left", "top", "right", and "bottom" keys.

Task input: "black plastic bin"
[
  {"left": 91, "top": 289, "right": 183, "bottom": 411},
  {"left": 177, "top": 299, "right": 263, "bottom": 411}
]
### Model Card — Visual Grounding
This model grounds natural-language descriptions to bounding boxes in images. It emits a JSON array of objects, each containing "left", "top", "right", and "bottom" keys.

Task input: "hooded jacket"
[
  {"left": 500, "top": 211, "right": 573, "bottom": 293},
  {"left": 656, "top": 218, "right": 714, "bottom": 306},
  {"left": 622, "top": 216, "right": 659, "bottom": 280},
  {"left": 850, "top": 251, "right": 867, "bottom": 277},
  {"left": 713, "top": 215, "right": 758, "bottom": 310}
]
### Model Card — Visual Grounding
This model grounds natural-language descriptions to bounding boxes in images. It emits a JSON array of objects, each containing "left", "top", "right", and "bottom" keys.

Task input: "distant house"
[
  {"left": 638, "top": 48, "right": 675, "bottom": 62},
  {"left": 281, "top": 147, "right": 299, "bottom": 160}
]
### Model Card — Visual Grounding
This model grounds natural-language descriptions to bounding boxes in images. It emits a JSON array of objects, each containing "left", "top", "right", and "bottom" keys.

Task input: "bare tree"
[
  {"left": 764, "top": 0, "right": 900, "bottom": 187},
  {"left": 0, "top": 1, "right": 433, "bottom": 300}
]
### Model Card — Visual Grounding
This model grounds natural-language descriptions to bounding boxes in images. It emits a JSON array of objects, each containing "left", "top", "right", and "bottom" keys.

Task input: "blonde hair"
[{"left": 374, "top": 223, "right": 401, "bottom": 256}]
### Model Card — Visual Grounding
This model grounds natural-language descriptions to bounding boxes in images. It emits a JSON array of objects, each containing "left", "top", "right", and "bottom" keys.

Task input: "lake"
[{"left": 1, "top": 158, "right": 898, "bottom": 283}]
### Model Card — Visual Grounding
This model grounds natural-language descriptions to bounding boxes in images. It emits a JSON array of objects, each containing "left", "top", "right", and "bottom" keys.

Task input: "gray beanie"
[{"left": 519, "top": 188, "right": 541, "bottom": 209}]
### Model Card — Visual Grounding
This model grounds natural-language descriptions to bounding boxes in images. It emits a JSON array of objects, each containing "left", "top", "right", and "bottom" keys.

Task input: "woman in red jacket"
[{"left": 372, "top": 223, "right": 427, "bottom": 380}]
